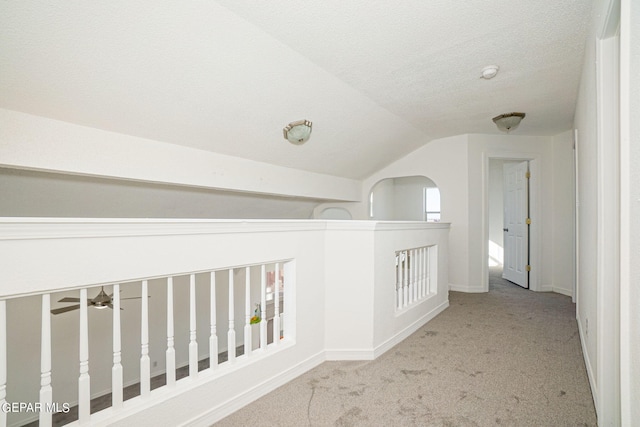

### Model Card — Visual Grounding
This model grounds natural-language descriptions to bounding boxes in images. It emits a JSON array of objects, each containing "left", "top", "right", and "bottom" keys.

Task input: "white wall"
[
  {"left": 573, "top": 0, "right": 609, "bottom": 406},
  {"left": 0, "top": 109, "right": 361, "bottom": 203},
  {"left": 323, "top": 132, "right": 574, "bottom": 294},
  {"left": 359, "top": 135, "right": 470, "bottom": 289},
  {"left": 392, "top": 176, "right": 427, "bottom": 221},
  {"left": 0, "top": 167, "right": 321, "bottom": 219}
]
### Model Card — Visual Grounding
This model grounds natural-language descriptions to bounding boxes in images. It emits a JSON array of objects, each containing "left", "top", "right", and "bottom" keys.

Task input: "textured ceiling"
[{"left": 0, "top": 1, "right": 593, "bottom": 180}]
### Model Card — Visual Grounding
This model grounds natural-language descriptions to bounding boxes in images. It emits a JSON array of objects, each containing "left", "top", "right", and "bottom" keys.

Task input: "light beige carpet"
[{"left": 216, "top": 268, "right": 596, "bottom": 426}]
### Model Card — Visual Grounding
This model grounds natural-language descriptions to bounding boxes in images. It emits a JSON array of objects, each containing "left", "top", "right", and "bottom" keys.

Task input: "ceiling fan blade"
[
  {"left": 120, "top": 296, "right": 144, "bottom": 300},
  {"left": 58, "top": 297, "right": 81, "bottom": 303},
  {"left": 51, "top": 304, "right": 81, "bottom": 315}
]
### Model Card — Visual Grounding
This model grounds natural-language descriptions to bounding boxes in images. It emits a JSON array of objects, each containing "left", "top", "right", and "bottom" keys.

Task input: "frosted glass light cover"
[
  {"left": 283, "top": 119, "right": 312, "bottom": 144},
  {"left": 492, "top": 112, "right": 525, "bottom": 133}
]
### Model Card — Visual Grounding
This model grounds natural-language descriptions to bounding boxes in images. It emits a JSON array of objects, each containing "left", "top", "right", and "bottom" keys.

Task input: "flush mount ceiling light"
[
  {"left": 283, "top": 119, "right": 312, "bottom": 145},
  {"left": 481, "top": 65, "right": 500, "bottom": 79},
  {"left": 492, "top": 112, "right": 526, "bottom": 133}
]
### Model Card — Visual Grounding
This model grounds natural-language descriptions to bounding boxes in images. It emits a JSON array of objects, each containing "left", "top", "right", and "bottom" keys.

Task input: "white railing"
[
  {"left": 0, "top": 219, "right": 449, "bottom": 426},
  {"left": 2, "top": 262, "right": 289, "bottom": 427},
  {"left": 395, "top": 245, "right": 437, "bottom": 311}
]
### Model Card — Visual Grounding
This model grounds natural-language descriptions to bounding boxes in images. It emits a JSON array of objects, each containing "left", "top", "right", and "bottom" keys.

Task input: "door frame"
[
  {"left": 594, "top": 0, "right": 621, "bottom": 422},
  {"left": 481, "top": 151, "right": 541, "bottom": 292}
]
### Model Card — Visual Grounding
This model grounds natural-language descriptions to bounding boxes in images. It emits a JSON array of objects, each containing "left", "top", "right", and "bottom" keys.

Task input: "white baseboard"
[
  {"left": 325, "top": 300, "right": 449, "bottom": 361},
  {"left": 577, "top": 316, "right": 598, "bottom": 412},
  {"left": 325, "top": 349, "right": 374, "bottom": 360},
  {"left": 449, "top": 283, "right": 485, "bottom": 293},
  {"left": 552, "top": 287, "right": 573, "bottom": 297},
  {"left": 373, "top": 300, "right": 449, "bottom": 358},
  {"left": 182, "top": 350, "right": 325, "bottom": 427}
]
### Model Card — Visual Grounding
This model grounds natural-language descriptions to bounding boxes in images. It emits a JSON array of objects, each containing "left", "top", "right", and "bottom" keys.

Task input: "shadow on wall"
[{"left": 369, "top": 176, "right": 440, "bottom": 221}]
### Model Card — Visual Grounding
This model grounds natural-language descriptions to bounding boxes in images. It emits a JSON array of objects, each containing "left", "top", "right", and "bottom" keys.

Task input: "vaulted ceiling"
[{"left": 0, "top": 1, "right": 593, "bottom": 180}]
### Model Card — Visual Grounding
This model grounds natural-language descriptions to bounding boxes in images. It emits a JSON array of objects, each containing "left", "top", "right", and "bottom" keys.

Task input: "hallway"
[{"left": 217, "top": 271, "right": 596, "bottom": 426}]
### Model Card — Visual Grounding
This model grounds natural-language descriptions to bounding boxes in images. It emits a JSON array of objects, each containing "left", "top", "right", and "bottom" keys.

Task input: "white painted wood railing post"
[
  {"left": 166, "top": 277, "right": 176, "bottom": 386},
  {"left": 0, "top": 300, "right": 5, "bottom": 427},
  {"left": 209, "top": 272, "right": 218, "bottom": 370},
  {"left": 227, "top": 269, "right": 236, "bottom": 362},
  {"left": 189, "top": 274, "right": 198, "bottom": 377},
  {"left": 396, "top": 253, "right": 403, "bottom": 309},
  {"left": 429, "top": 245, "right": 436, "bottom": 294},
  {"left": 260, "top": 265, "right": 267, "bottom": 350},
  {"left": 409, "top": 249, "right": 415, "bottom": 304},
  {"left": 403, "top": 251, "right": 409, "bottom": 308},
  {"left": 273, "top": 263, "right": 280, "bottom": 345},
  {"left": 78, "top": 288, "right": 90, "bottom": 424},
  {"left": 416, "top": 248, "right": 422, "bottom": 299},
  {"left": 244, "top": 267, "right": 252, "bottom": 357},
  {"left": 423, "top": 247, "right": 428, "bottom": 297},
  {"left": 140, "top": 280, "right": 151, "bottom": 397},
  {"left": 39, "top": 294, "right": 52, "bottom": 427},
  {"left": 112, "top": 285, "right": 123, "bottom": 409}
]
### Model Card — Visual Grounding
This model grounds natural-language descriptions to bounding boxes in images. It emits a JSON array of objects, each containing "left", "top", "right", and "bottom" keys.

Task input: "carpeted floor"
[{"left": 216, "top": 267, "right": 597, "bottom": 426}]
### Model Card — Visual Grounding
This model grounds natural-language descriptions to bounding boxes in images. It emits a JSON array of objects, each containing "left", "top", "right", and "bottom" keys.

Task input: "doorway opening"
[{"left": 482, "top": 153, "right": 540, "bottom": 293}]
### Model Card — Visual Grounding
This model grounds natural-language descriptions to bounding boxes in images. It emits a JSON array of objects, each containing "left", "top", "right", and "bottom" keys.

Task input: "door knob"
[{"left": 503, "top": 228, "right": 509, "bottom": 232}]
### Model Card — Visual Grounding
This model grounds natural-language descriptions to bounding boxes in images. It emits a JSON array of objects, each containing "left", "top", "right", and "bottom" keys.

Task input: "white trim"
[
  {"left": 449, "top": 284, "right": 484, "bottom": 293},
  {"left": 481, "top": 152, "right": 542, "bottom": 292},
  {"left": 595, "top": 9, "right": 621, "bottom": 424},
  {"left": 324, "top": 349, "right": 375, "bottom": 361},
  {"left": 325, "top": 300, "right": 449, "bottom": 361},
  {"left": 0, "top": 218, "right": 450, "bottom": 241},
  {"left": 179, "top": 351, "right": 325, "bottom": 427},
  {"left": 552, "top": 287, "right": 573, "bottom": 297},
  {"left": 578, "top": 315, "right": 598, "bottom": 411},
  {"left": 373, "top": 300, "right": 449, "bottom": 358},
  {"left": 618, "top": 0, "right": 632, "bottom": 423}
]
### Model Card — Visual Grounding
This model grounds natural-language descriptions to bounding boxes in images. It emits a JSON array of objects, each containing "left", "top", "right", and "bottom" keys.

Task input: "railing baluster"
[
  {"left": 422, "top": 247, "right": 428, "bottom": 297},
  {"left": 427, "top": 246, "right": 433, "bottom": 294},
  {"left": 273, "top": 263, "right": 280, "bottom": 345},
  {"left": 396, "top": 253, "right": 403, "bottom": 309},
  {"left": 418, "top": 247, "right": 424, "bottom": 298},
  {"left": 244, "top": 267, "right": 252, "bottom": 357},
  {"left": 227, "top": 269, "right": 236, "bottom": 362},
  {"left": 189, "top": 274, "right": 198, "bottom": 377},
  {"left": 140, "top": 280, "right": 151, "bottom": 396},
  {"left": 260, "top": 265, "right": 267, "bottom": 351},
  {"left": 403, "top": 251, "right": 409, "bottom": 308},
  {"left": 39, "top": 294, "right": 52, "bottom": 427},
  {"left": 0, "top": 301, "right": 5, "bottom": 427},
  {"left": 209, "top": 272, "right": 218, "bottom": 370},
  {"left": 408, "top": 249, "right": 414, "bottom": 304},
  {"left": 78, "top": 288, "right": 90, "bottom": 424},
  {"left": 416, "top": 249, "right": 420, "bottom": 301},
  {"left": 166, "top": 277, "right": 176, "bottom": 386},
  {"left": 112, "top": 285, "right": 123, "bottom": 408}
]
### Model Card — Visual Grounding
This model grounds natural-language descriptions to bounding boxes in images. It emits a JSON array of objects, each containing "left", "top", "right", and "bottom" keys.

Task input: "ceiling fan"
[{"left": 51, "top": 287, "right": 143, "bottom": 315}]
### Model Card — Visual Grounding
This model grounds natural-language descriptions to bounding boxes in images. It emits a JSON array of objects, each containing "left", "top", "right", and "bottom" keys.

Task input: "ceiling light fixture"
[
  {"left": 283, "top": 119, "right": 312, "bottom": 145},
  {"left": 481, "top": 65, "right": 499, "bottom": 79},
  {"left": 492, "top": 112, "right": 526, "bottom": 133}
]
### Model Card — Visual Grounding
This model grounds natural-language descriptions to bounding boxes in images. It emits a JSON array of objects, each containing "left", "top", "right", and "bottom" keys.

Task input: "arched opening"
[
  {"left": 316, "top": 207, "right": 353, "bottom": 220},
  {"left": 369, "top": 176, "right": 440, "bottom": 221}
]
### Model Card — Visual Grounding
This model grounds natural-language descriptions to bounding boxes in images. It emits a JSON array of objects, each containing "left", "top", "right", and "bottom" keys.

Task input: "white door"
[{"left": 503, "top": 161, "right": 529, "bottom": 288}]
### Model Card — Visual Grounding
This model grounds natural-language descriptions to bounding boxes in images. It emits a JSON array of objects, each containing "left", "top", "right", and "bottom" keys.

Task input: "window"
[{"left": 424, "top": 187, "right": 441, "bottom": 222}]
